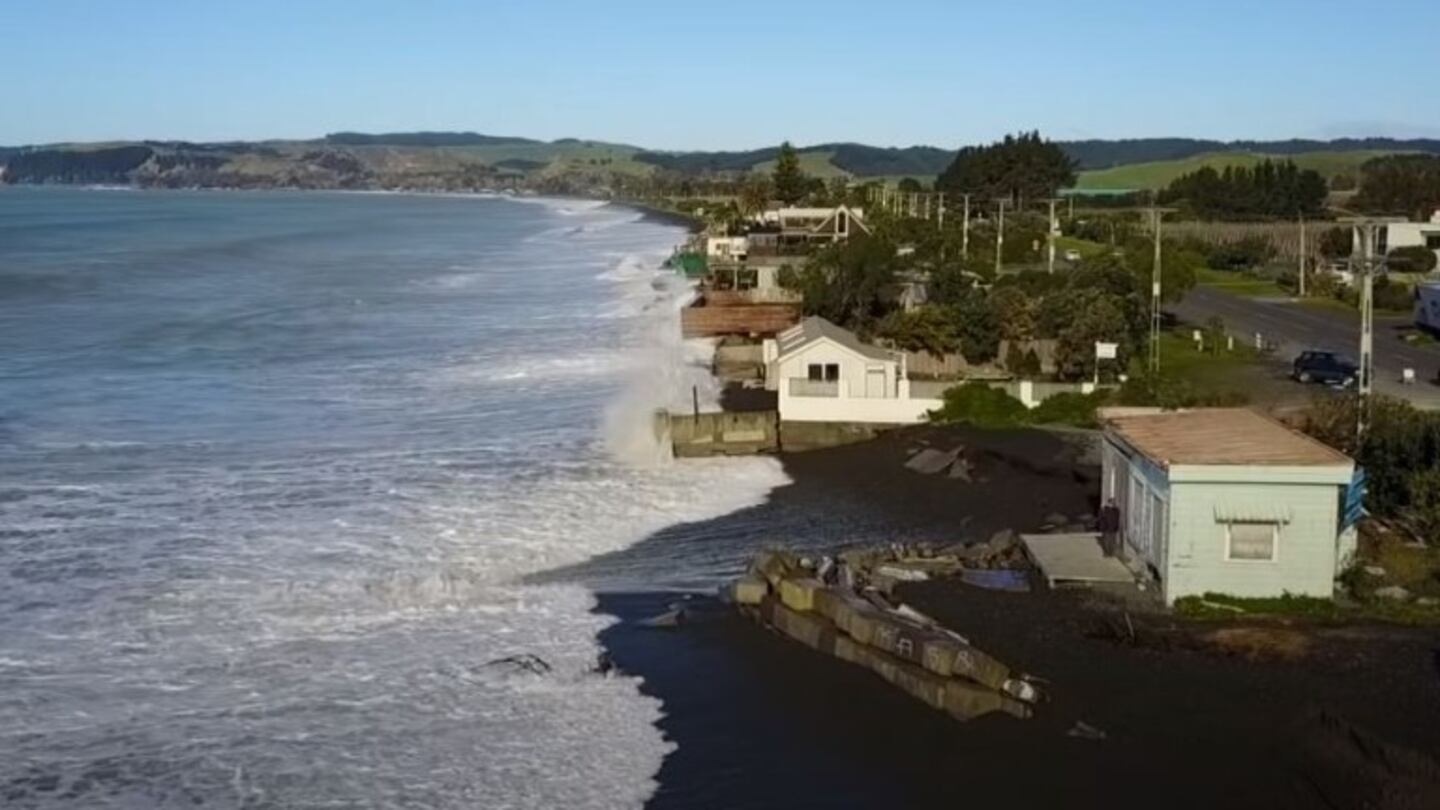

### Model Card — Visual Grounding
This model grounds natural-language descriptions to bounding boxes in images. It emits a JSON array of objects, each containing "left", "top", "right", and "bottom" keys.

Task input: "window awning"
[{"left": 1214, "top": 503, "right": 1292, "bottom": 524}]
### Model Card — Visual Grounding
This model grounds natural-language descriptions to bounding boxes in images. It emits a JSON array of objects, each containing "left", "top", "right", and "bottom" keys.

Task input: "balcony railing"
[{"left": 788, "top": 378, "right": 839, "bottom": 397}]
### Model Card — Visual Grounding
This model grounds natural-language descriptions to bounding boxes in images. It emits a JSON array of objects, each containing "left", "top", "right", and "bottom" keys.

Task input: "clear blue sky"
[{"left": 3, "top": 0, "right": 1438, "bottom": 150}]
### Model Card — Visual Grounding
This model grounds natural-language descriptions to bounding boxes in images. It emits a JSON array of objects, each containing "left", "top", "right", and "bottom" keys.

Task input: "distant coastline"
[{"left": 609, "top": 199, "right": 703, "bottom": 232}]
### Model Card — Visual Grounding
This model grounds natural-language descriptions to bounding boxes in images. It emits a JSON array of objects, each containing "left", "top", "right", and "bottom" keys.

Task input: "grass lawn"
[
  {"left": 1055, "top": 235, "right": 1111, "bottom": 259},
  {"left": 1195, "top": 266, "right": 1291, "bottom": 298},
  {"left": 1125, "top": 329, "right": 1274, "bottom": 404}
]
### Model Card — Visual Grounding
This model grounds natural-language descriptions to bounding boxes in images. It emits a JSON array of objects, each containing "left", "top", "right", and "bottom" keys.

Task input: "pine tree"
[{"left": 772, "top": 141, "right": 808, "bottom": 205}]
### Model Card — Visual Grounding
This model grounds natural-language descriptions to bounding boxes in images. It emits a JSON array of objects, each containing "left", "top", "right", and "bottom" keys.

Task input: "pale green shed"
[{"left": 1099, "top": 408, "right": 1355, "bottom": 605}]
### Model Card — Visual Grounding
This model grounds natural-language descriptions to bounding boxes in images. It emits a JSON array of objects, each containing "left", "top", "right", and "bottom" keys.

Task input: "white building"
[
  {"left": 1100, "top": 408, "right": 1356, "bottom": 605},
  {"left": 752, "top": 205, "right": 869, "bottom": 251},
  {"left": 705, "top": 235, "right": 749, "bottom": 261},
  {"left": 764, "top": 316, "right": 942, "bottom": 423},
  {"left": 1355, "top": 209, "right": 1440, "bottom": 266}
]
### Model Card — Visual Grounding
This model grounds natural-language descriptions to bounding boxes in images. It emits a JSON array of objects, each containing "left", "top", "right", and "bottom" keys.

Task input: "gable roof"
[
  {"left": 776, "top": 316, "right": 895, "bottom": 363},
  {"left": 1102, "top": 408, "right": 1351, "bottom": 469}
]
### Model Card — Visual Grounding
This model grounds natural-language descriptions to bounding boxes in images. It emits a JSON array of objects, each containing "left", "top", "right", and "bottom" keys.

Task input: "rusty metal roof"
[{"left": 1102, "top": 408, "right": 1351, "bottom": 468}]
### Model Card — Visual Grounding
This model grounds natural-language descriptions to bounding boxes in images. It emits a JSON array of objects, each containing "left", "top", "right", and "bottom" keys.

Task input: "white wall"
[
  {"left": 776, "top": 340, "right": 898, "bottom": 399},
  {"left": 780, "top": 377, "right": 941, "bottom": 423},
  {"left": 705, "top": 236, "right": 748, "bottom": 259},
  {"left": 1164, "top": 480, "right": 1343, "bottom": 604}
]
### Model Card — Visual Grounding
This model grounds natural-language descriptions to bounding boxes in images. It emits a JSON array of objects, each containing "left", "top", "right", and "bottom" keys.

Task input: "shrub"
[
  {"left": 1372, "top": 276, "right": 1415, "bottom": 312},
  {"left": 1388, "top": 245, "right": 1438, "bottom": 275},
  {"left": 1206, "top": 236, "right": 1276, "bottom": 271},
  {"left": 1028, "top": 390, "right": 1111, "bottom": 428},
  {"left": 928, "top": 383, "right": 1029, "bottom": 428}
]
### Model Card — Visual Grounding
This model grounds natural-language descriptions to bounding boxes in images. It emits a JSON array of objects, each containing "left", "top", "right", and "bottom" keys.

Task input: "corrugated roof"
[
  {"left": 1103, "top": 408, "right": 1351, "bottom": 468},
  {"left": 776, "top": 316, "right": 895, "bottom": 362}
]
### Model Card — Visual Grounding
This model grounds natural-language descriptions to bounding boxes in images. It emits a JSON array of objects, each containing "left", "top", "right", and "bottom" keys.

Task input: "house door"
[{"left": 865, "top": 367, "right": 885, "bottom": 398}]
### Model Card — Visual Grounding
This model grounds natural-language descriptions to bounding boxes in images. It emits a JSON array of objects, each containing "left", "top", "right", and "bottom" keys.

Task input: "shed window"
[
  {"left": 807, "top": 363, "right": 839, "bottom": 382},
  {"left": 1226, "top": 522, "right": 1278, "bottom": 561}
]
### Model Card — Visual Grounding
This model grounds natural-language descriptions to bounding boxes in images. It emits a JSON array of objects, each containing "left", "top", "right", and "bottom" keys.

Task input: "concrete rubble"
[{"left": 725, "top": 544, "right": 1041, "bottom": 722}]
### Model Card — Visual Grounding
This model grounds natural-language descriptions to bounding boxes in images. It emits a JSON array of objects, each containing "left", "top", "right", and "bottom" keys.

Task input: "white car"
[{"left": 1064, "top": 249, "right": 1083, "bottom": 262}]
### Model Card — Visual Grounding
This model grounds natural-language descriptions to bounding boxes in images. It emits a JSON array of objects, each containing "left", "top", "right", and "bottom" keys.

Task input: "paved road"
[{"left": 1172, "top": 286, "right": 1440, "bottom": 407}]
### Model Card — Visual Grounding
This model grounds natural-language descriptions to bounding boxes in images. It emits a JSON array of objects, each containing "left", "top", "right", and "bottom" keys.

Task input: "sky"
[{"left": 3, "top": 0, "right": 1439, "bottom": 150}]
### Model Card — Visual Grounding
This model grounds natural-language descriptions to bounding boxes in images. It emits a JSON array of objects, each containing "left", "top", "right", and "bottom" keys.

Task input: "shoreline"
[{"left": 553, "top": 423, "right": 1440, "bottom": 809}]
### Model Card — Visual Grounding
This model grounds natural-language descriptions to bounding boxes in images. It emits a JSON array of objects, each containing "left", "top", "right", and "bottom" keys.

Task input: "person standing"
[{"left": 1098, "top": 498, "right": 1122, "bottom": 558}]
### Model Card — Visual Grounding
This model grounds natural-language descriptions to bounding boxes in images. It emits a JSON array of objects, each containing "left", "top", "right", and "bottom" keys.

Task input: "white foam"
[{"left": 0, "top": 196, "right": 789, "bottom": 809}]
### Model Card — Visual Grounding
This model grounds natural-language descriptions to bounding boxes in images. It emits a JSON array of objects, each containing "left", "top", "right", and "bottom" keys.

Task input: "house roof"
[
  {"left": 776, "top": 316, "right": 895, "bottom": 362},
  {"left": 1101, "top": 408, "right": 1351, "bottom": 469}
]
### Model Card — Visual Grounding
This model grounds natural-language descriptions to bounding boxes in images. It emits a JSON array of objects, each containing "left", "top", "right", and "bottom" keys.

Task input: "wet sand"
[{"left": 561, "top": 426, "right": 1440, "bottom": 808}]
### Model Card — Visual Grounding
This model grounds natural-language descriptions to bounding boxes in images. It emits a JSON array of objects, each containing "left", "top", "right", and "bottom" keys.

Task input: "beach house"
[
  {"left": 1099, "top": 408, "right": 1357, "bottom": 605},
  {"left": 748, "top": 205, "right": 869, "bottom": 255},
  {"left": 765, "top": 316, "right": 943, "bottom": 424}
]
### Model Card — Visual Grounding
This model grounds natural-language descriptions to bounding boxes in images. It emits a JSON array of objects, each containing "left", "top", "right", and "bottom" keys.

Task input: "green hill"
[{"left": 1075, "top": 150, "right": 1401, "bottom": 191}]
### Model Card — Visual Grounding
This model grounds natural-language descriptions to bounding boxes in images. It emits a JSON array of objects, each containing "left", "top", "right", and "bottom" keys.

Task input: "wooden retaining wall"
[{"left": 680, "top": 296, "right": 800, "bottom": 338}]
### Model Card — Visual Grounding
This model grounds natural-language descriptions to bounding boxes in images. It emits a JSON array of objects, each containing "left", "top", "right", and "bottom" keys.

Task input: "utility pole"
[
  {"left": 937, "top": 192, "right": 946, "bottom": 231},
  {"left": 1297, "top": 213, "right": 1307, "bottom": 297},
  {"left": 961, "top": 194, "right": 971, "bottom": 259},
  {"left": 995, "top": 198, "right": 1008, "bottom": 277},
  {"left": 1149, "top": 204, "right": 1164, "bottom": 374},
  {"left": 1337, "top": 215, "right": 1404, "bottom": 440},
  {"left": 1046, "top": 198, "right": 1058, "bottom": 274},
  {"left": 1356, "top": 222, "right": 1377, "bottom": 439}
]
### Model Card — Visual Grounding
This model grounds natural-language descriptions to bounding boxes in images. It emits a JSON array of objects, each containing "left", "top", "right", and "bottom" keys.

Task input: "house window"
[
  {"left": 1225, "top": 522, "right": 1278, "bottom": 562},
  {"left": 1425, "top": 234, "right": 1440, "bottom": 250},
  {"left": 807, "top": 363, "right": 839, "bottom": 382},
  {"left": 837, "top": 211, "right": 848, "bottom": 236}
]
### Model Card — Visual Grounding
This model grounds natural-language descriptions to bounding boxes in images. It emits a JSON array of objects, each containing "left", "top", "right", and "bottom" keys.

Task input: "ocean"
[{"left": 0, "top": 187, "right": 788, "bottom": 808}]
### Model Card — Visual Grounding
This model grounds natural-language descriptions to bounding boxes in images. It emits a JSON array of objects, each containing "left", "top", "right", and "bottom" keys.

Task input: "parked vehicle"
[{"left": 1292, "top": 351, "right": 1357, "bottom": 386}]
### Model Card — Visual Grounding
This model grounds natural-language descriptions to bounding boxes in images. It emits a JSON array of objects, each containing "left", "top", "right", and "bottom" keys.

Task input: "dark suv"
[{"left": 1292, "top": 351, "right": 1357, "bottom": 386}]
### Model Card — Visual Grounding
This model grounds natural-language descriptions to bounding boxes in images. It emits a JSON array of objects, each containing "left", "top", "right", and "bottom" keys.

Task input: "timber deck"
[{"left": 1020, "top": 533, "right": 1135, "bottom": 588}]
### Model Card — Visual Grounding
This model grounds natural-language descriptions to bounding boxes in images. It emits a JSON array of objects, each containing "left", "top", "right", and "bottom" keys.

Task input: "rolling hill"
[
  {"left": 3, "top": 132, "right": 1438, "bottom": 191},
  {"left": 1073, "top": 150, "right": 1405, "bottom": 191}
]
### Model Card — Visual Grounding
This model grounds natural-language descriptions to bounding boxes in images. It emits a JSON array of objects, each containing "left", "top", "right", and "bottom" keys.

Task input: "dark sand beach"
[{"left": 555, "top": 426, "right": 1440, "bottom": 809}]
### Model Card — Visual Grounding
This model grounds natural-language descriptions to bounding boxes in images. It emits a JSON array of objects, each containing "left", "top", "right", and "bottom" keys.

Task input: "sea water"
[{"left": 0, "top": 188, "right": 788, "bottom": 808}]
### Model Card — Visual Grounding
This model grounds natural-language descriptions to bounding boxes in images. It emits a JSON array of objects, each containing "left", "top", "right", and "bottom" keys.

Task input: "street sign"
[{"left": 1095, "top": 342, "right": 1118, "bottom": 360}]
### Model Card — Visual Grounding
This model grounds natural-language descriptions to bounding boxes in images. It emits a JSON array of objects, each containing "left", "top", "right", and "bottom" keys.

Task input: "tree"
[
  {"left": 1158, "top": 159, "right": 1327, "bottom": 219},
  {"left": 952, "top": 289, "right": 1001, "bottom": 364},
  {"left": 1353, "top": 154, "right": 1440, "bottom": 219},
  {"left": 988, "top": 285, "right": 1036, "bottom": 341},
  {"left": 790, "top": 236, "right": 899, "bottom": 329},
  {"left": 897, "top": 177, "right": 924, "bottom": 193},
  {"left": 1054, "top": 289, "right": 1131, "bottom": 380},
  {"left": 737, "top": 175, "right": 772, "bottom": 216},
  {"left": 874, "top": 307, "right": 958, "bottom": 356},
  {"left": 772, "top": 141, "right": 808, "bottom": 205},
  {"left": 935, "top": 131, "right": 1077, "bottom": 206}
]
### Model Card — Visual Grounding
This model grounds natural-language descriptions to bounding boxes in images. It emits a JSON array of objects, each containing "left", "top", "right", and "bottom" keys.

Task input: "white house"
[
  {"left": 753, "top": 205, "right": 869, "bottom": 248},
  {"left": 1354, "top": 209, "right": 1440, "bottom": 266},
  {"left": 1100, "top": 408, "right": 1356, "bottom": 605},
  {"left": 764, "top": 316, "right": 942, "bottom": 423}
]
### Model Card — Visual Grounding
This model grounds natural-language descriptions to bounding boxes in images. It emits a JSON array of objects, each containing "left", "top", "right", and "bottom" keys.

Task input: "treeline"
[
  {"left": 2, "top": 146, "right": 154, "bottom": 184},
  {"left": 1158, "top": 159, "right": 1327, "bottom": 219},
  {"left": 935, "top": 131, "right": 1077, "bottom": 205},
  {"left": 1354, "top": 154, "right": 1440, "bottom": 220}
]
